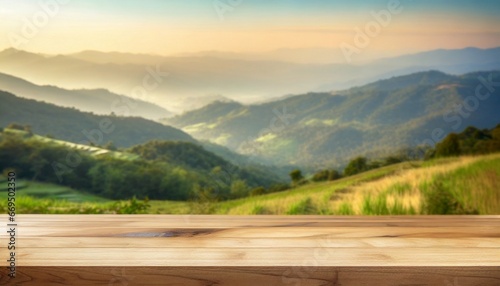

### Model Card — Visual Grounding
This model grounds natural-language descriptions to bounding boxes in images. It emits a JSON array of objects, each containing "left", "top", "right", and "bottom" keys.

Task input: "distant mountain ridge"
[
  {"left": 164, "top": 70, "right": 500, "bottom": 168},
  {"left": 373, "top": 47, "right": 500, "bottom": 68},
  {"left": 1, "top": 47, "right": 499, "bottom": 113},
  {"left": 0, "top": 72, "right": 173, "bottom": 120}
]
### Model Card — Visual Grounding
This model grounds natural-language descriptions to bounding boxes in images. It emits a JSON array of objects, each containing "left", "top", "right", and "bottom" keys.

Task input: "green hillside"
[
  {"left": 2, "top": 128, "right": 139, "bottom": 160},
  {"left": 148, "top": 152, "right": 500, "bottom": 215},
  {"left": 0, "top": 90, "right": 194, "bottom": 147},
  {"left": 165, "top": 71, "right": 500, "bottom": 168},
  {"left": 0, "top": 129, "right": 284, "bottom": 201},
  {"left": 127, "top": 140, "right": 284, "bottom": 189},
  {"left": 209, "top": 153, "right": 500, "bottom": 215}
]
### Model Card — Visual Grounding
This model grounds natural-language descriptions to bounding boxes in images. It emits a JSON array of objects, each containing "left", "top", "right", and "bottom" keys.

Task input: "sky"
[{"left": 0, "top": 0, "right": 499, "bottom": 61}]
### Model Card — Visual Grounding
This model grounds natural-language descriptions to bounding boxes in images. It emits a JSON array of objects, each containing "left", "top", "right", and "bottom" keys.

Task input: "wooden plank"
[
  {"left": 7, "top": 226, "right": 500, "bottom": 238},
  {"left": 13, "top": 247, "right": 500, "bottom": 266},
  {"left": 2, "top": 267, "right": 500, "bottom": 286},
  {"left": 0, "top": 215, "right": 499, "bottom": 285},
  {"left": 13, "top": 237, "right": 500, "bottom": 248}
]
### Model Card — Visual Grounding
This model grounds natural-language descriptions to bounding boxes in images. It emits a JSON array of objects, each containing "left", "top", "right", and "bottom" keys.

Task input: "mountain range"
[
  {"left": 1, "top": 47, "right": 499, "bottom": 113},
  {"left": 164, "top": 70, "right": 500, "bottom": 168},
  {"left": 0, "top": 89, "right": 292, "bottom": 180}
]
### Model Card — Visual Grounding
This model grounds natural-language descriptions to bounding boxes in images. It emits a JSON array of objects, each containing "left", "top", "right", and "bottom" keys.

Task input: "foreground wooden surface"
[{"left": 1, "top": 215, "right": 499, "bottom": 285}]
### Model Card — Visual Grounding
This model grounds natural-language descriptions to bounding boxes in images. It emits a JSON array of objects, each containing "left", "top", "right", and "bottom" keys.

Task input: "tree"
[
  {"left": 312, "top": 170, "right": 330, "bottom": 182},
  {"left": 492, "top": 126, "right": 500, "bottom": 141},
  {"left": 383, "top": 156, "right": 403, "bottom": 166},
  {"left": 250, "top": 186, "right": 266, "bottom": 196},
  {"left": 289, "top": 169, "right": 303, "bottom": 184},
  {"left": 230, "top": 179, "right": 249, "bottom": 199},
  {"left": 435, "top": 133, "right": 461, "bottom": 157},
  {"left": 367, "top": 160, "right": 381, "bottom": 170},
  {"left": 267, "top": 183, "right": 289, "bottom": 193},
  {"left": 328, "top": 170, "right": 341, "bottom": 181},
  {"left": 189, "top": 185, "right": 220, "bottom": 214},
  {"left": 344, "top": 156, "right": 368, "bottom": 176}
]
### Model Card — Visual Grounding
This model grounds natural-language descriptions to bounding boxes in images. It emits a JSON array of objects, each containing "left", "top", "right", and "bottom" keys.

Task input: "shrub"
[
  {"left": 312, "top": 170, "right": 329, "bottom": 182},
  {"left": 435, "top": 133, "right": 461, "bottom": 157},
  {"left": 267, "top": 183, "right": 290, "bottom": 193},
  {"left": 111, "top": 197, "right": 150, "bottom": 214},
  {"left": 250, "top": 186, "right": 266, "bottom": 196},
  {"left": 313, "top": 169, "right": 342, "bottom": 182},
  {"left": 289, "top": 169, "right": 304, "bottom": 184},
  {"left": 383, "top": 156, "right": 403, "bottom": 166},
  {"left": 344, "top": 156, "right": 368, "bottom": 176},
  {"left": 328, "top": 170, "right": 342, "bottom": 181}
]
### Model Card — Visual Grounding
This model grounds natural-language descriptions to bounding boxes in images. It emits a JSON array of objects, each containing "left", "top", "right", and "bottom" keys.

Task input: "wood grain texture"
[{"left": 1, "top": 215, "right": 499, "bottom": 285}]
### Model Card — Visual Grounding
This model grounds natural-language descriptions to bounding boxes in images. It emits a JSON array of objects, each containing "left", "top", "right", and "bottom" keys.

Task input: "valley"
[{"left": 1, "top": 50, "right": 499, "bottom": 216}]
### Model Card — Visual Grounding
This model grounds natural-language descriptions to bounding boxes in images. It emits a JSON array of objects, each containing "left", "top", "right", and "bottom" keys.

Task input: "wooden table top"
[{"left": 1, "top": 215, "right": 499, "bottom": 285}]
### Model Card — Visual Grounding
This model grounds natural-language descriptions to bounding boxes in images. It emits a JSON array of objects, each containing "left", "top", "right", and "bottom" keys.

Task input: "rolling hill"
[
  {"left": 0, "top": 90, "right": 193, "bottom": 147},
  {"left": 164, "top": 70, "right": 500, "bottom": 168},
  {"left": 0, "top": 129, "right": 285, "bottom": 201}
]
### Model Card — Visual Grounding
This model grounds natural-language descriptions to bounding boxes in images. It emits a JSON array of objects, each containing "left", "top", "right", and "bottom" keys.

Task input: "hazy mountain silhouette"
[
  {"left": 0, "top": 72, "right": 172, "bottom": 120},
  {"left": 1, "top": 47, "right": 499, "bottom": 113}
]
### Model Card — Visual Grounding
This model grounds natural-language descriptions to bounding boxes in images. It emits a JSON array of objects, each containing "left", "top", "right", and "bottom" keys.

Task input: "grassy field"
[
  {"left": 206, "top": 153, "right": 500, "bottom": 215},
  {"left": 0, "top": 176, "right": 149, "bottom": 214},
  {"left": 1, "top": 153, "right": 499, "bottom": 214},
  {"left": 0, "top": 179, "right": 108, "bottom": 202}
]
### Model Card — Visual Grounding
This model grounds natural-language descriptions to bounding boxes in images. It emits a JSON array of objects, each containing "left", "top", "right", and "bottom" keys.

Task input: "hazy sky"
[{"left": 1, "top": 0, "right": 499, "bottom": 61}]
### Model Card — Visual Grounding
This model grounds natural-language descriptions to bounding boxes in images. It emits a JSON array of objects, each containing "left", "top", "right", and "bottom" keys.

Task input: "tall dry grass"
[{"left": 329, "top": 154, "right": 500, "bottom": 215}]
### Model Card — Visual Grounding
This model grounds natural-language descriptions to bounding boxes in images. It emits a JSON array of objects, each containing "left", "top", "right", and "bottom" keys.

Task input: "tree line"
[
  {"left": 288, "top": 124, "right": 500, "bottom": 185},
  {"left": 0, "top": 130, "right": 283, "bottom": 201}
]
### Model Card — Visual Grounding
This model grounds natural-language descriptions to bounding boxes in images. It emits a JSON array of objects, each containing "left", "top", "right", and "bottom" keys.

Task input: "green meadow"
[{"left": 2, "top": 153, "right": 498, "bottom": 215}]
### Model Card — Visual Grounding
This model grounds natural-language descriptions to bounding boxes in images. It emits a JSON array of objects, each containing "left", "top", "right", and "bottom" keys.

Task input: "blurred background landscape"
[{"left": 0, "top": 0, "right": 499, "bottom": 214}]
